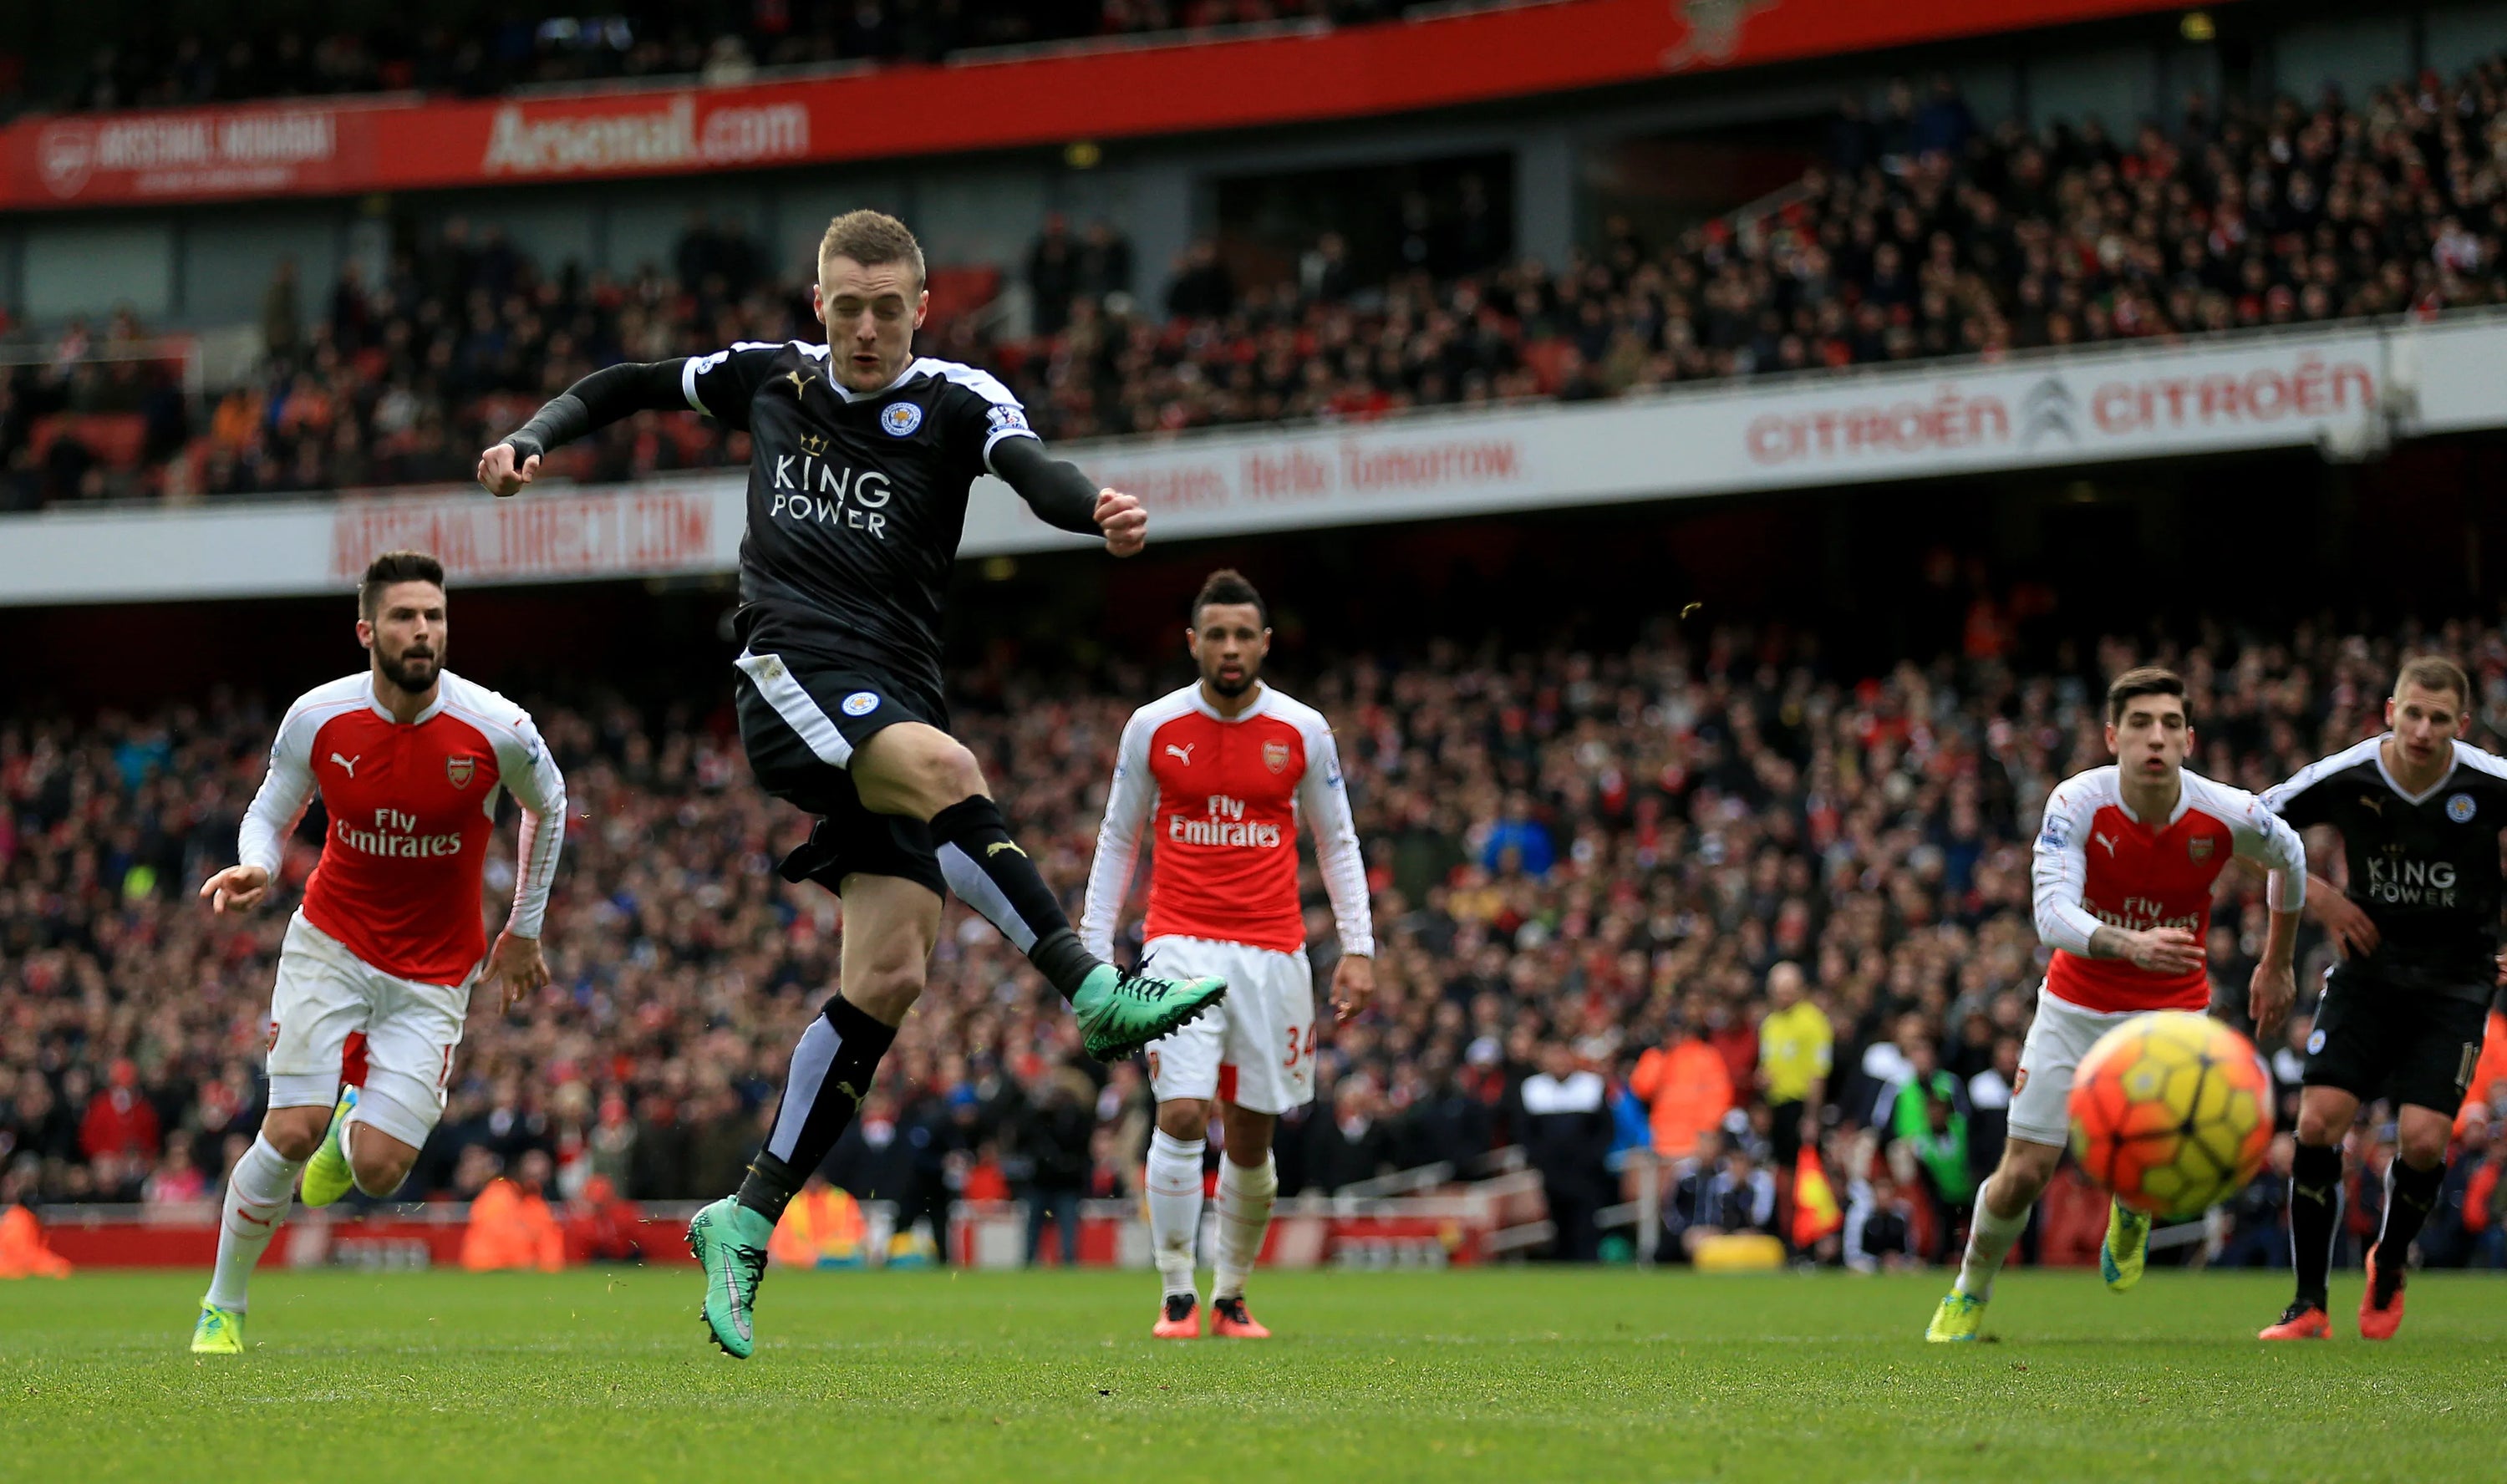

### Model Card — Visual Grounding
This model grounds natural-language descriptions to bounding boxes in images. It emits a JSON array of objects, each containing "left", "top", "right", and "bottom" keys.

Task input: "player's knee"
[
  {"left": 1219, "top": 1107, "right": 1278, "bottom": 1163},
  {"left": 1994, "top": 1144, "right": 2058, "bottom": 1205},
  {"left": 348, "top": 1081, "right": 439, "bottom": 1194},
  {"left": 350, "top": 1145, "right": 415, "bottom": 1197},
  {"left": 2399, "top": 1126, "right": 2451, "bottom": 1170},
  {"left": 837, "top": 963, "right": 923, "bottom": 1023},
  {"left": 261, "top": 1107, "right": 328, "bottom": 1162},
  {"left": 915, "top": 736, "right": 985, "bottom": 808},
  {"left": 1157, "top": 1101, "right": 1211, "bottom": 1143}
]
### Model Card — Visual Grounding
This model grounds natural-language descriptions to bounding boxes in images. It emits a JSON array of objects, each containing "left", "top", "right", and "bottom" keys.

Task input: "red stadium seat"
[{"left": 32, "top": 414, "right": 148, "bottom": 471}]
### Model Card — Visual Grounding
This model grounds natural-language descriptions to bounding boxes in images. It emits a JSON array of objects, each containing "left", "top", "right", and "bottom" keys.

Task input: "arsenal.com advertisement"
[
  {"left": 5, "top": 0, "right": 2212, "bottom": 209},
  {"left": 0, "top": 316, "right": 2495, "bottom": 607}
]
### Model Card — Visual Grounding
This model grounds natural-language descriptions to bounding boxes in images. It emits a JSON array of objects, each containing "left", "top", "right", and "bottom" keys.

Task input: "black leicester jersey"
[
  {"left": 2264, "top": 736, "right": 2507, "bottom": 1001},
  {"left": 683, "top": 341, "right": 1040, "bottom": 697}
]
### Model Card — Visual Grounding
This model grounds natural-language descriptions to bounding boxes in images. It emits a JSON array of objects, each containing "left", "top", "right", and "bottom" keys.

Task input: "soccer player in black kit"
[
  {"left": 2257, "top": 657, "right": 2507, "bottom": 1340},
  {"left": 475, "top": 211, "right": 1224, "bottom": 1357}
]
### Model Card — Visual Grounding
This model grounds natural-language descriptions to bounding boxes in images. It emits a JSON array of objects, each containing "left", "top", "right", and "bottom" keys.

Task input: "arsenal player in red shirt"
[
  {"left": 1927, "top": 665, "right": 2303, "bottom": 1342},
  {"left": 187, "top": 551, "right": 566, "bottom": 1355},
  {"left": 1082, "top": 570, "right": 1375, "bottom": 1339}
]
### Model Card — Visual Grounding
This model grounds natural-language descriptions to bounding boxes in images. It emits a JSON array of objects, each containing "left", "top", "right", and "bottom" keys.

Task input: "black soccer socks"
[
  {"left": 2289, "top": 1141, "right": 2344, "bottom": 1309},
  {"left": 2371, "top": 1156, "right": 2446, "bottom": 1279},
  {"left": 929, "top": 794, "right": 1099, "bottom": 999},
  {"left": 737, "top": 994, "right": 898, "bottom": 1223}
]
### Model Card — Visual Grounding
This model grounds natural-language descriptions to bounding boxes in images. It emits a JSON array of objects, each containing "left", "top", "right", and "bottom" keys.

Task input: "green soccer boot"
[
  {"left": 1072, "top": 963, "right": 1227, "bottom": 1062},
  {"left": 2100, "top": 1201, "right": 2151, "bottom": 1293},
  {"left": 688, "top": 1197, "right": 775, "bottom": 1359},
  {"left": 191, "top": 1302, "right": 244, "bottom": 1355},
  {"left": 1925, "top": 1289, "right": 1986, "bottom": 1343},
  {"left": 298, "top": 1087, "right": 359, "bottom": 1208}
]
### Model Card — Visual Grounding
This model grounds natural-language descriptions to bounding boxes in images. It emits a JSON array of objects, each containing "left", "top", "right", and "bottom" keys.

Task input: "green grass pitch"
[{"left": 8, "top": 1267, "right": 2505, "bottom": 1482}]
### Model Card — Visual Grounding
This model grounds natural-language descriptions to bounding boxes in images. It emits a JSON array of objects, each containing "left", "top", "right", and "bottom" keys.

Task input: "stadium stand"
[
  {"left": 8, "top": 607, "right": 2507, "bottom": 1267},
  {"left": 6, "top": 52, "right": 2504, "bottom": 507},
  {"left": 9, "top": 3, "right": 1406, "bottom": 117}
]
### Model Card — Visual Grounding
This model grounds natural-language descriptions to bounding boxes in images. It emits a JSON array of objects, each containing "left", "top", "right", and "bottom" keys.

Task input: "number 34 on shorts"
[{"left": 1140, "top": 935, "right": 1316, "bottom": 1116}]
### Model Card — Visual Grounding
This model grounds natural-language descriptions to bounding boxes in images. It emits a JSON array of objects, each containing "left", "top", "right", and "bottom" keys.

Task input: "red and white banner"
[
  {"left": 3, "top": 0, "right": 2215, "bottom": 210},
  {"left": 4, "top": 313, "right": 2498, "bottom": 607}
]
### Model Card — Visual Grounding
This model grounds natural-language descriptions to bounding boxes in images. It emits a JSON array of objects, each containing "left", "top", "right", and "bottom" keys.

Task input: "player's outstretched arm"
[
  {"left": 990, "top": 436, "right": 1147, "bottom": 556},
  {"left": 478, "top": 359, "right": 691, "bottom": 496}
]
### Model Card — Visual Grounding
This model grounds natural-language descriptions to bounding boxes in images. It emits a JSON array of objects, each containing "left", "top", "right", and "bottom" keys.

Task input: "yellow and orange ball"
[{"left": 2068, "top": 1010, "right": 2275, "bottom": 1218}]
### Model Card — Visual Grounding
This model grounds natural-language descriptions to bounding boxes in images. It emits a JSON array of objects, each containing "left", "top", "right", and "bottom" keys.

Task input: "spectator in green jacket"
[{"left": 1889, "top": 1040, "right": 1973, "bottom": 1262}]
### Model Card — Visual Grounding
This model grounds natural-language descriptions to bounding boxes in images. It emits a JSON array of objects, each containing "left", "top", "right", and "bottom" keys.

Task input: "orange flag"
[{"left": 1793, "top": 1149, "right": 1843, "bottom": 1248}]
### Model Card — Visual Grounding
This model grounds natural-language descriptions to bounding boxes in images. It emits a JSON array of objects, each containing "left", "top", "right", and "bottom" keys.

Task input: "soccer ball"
[{"left": 2067, "top": 1011, "right": 2274, "bottom": 1218}]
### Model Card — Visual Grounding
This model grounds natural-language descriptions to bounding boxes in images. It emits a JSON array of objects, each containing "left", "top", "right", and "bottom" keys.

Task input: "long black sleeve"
[
  {"left": 988, "top": 434, "right": 1100, "bottom": 536},
  {"left": 501, "top": 359, "right": 690, "bottom": 460}
]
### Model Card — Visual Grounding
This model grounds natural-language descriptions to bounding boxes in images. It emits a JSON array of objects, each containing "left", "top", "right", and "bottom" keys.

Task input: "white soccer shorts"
[
  {"left": 1141, "top": 935, "right": 1316, "bottom": 1116},
  {"left": 2006, "top": 989, "right": 2143, "bottom": 1149},
  {"left": 263, "top": 912, "right": 472, "bottom": 1147}
]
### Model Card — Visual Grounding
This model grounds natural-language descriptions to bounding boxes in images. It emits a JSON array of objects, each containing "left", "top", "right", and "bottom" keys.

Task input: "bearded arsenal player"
[
  {"left": 186, "top": 551, "right": 566, "bottom": 1356},
  {"left": 1926, "top": 667, "right": 2303, "bottom": 1343},
  {"left": 2257, "top": 657, "right": 2507, "bottom": 1342},
  {"left": 1081, "top": 571, "right": 1374, "bottom": 1339},
  {"left": 480, "top": 211, "right": 1220, "bottom": 1358}
]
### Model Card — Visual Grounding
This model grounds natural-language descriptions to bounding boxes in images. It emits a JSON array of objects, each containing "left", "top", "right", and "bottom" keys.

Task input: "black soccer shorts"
[
  {"left": 2302, "top": 964, "right": 2493, "bottom": 1116},
  {"left": 732, "top": 648, "right": 948, "bottom": 897}
]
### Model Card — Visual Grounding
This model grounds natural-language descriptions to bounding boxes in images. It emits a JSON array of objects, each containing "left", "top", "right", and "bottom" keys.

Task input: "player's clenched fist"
[
  {"left": 1094, "top": 487, "right": 1147, "bottom": 557},
  {"left": 475, "top": 441, "right": 541, "bottom": 498},
  {"left": 198, "top": 864, "right": 272, "bottom": 915}
]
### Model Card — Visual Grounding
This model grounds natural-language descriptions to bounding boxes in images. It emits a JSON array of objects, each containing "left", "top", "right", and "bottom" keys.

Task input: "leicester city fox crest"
[{"left": 880, "top": 402, "right": 923, "bottom": 437}]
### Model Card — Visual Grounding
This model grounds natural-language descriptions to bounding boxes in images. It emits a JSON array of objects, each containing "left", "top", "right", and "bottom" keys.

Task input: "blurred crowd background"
[
  {"left": 9, "top": 602, "right": 2507, "bottom": 1270},
  {"left": 8, "top": 51, "right": 2507, "bottom": 507}
]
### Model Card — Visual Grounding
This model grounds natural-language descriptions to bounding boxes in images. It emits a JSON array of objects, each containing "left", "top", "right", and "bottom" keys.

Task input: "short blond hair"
[
  {"left": 2395, "top": 655, "right": 2471, "bottom": 709},
  {"left": 819, "top": 210, "right": 925, "bottom": 288}
]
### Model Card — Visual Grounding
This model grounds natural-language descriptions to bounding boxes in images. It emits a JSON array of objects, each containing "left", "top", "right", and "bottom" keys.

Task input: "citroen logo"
[{"left": 2021, "top": 378, "right": 2077, "bottom": 447}]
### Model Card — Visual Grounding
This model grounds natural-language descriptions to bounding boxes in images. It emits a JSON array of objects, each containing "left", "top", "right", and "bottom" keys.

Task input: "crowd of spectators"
[
  {"left": 8, "top": 600, "right": 2507, "bottom": 1271},
  {"left": 9, "top": 3, "right": 1408, "bottom": 118},
  {"left": 8, "top": 53, "right": 2507, "bottom": 509}
]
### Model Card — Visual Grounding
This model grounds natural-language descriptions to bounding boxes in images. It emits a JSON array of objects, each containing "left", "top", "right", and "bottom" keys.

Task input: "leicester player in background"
[
  {"left": 2259, "top": 657, "right": 2507, "bottom": 1341},
  {"left": 476, "top": 211, "right": 1224, "bottom": 1359}
]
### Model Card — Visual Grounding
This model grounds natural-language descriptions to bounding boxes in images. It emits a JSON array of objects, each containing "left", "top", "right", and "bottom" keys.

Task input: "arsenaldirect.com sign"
[
  {"left": 2, "top": 0, "right": 2218, "bottom": 210},
  {"left": 19, "top": 89, "right": 811, "bottom": 204}
]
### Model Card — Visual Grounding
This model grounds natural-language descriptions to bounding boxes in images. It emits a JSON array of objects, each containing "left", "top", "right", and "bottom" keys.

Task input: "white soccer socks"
[
  {"left": 1954, "top": 1177, "right": 2032, "bottom": 1298},
  {"left": 1146, "top": 1130, "right": 1207, "bottom": 1298},
  {"left": 206, "top": 1133, "right": 305, "bottom": 1310},
  {"left": 1212, "top": 1152, "right": 1278, "bottom": 1302}
]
